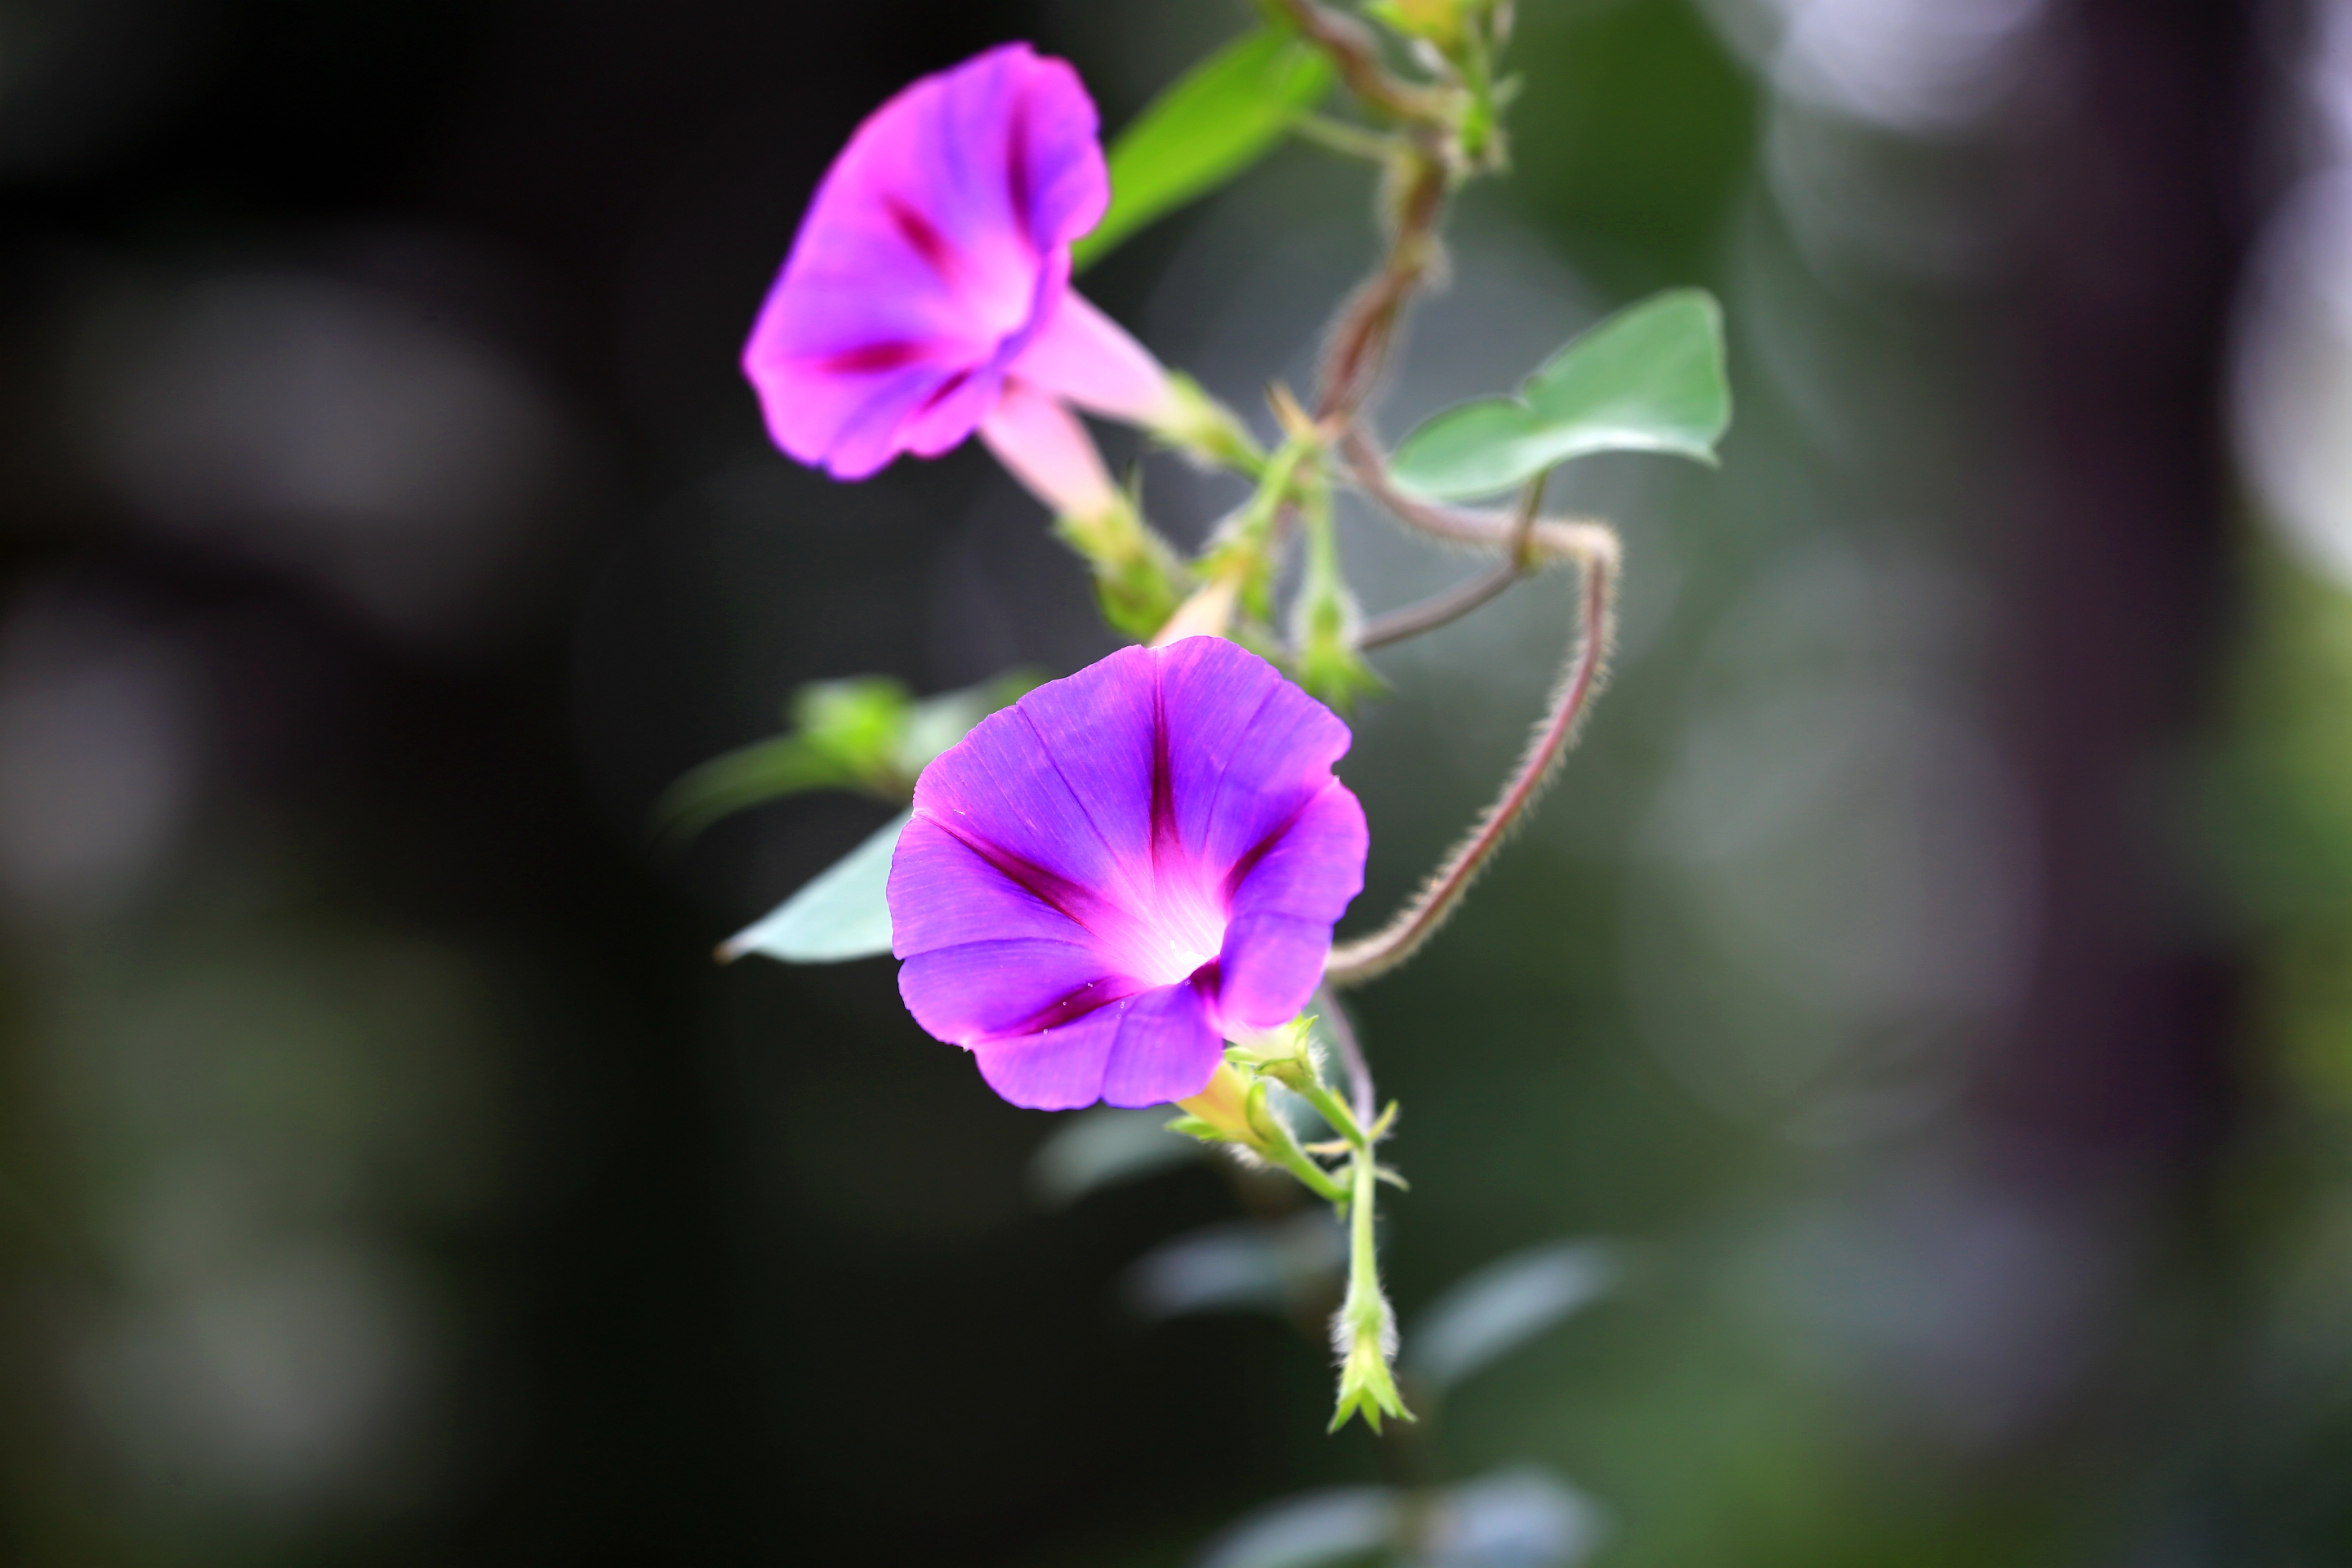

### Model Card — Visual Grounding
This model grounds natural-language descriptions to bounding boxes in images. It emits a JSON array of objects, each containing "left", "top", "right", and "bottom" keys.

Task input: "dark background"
[{"left": 4, "top": 0, "right": 2350, "bottom": 1563}]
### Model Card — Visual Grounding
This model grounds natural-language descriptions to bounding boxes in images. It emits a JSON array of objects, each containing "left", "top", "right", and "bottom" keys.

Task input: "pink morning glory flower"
[
  {"left": 742, "top": 42, "right": 1170, "bottom": 518},
  {"left": 889, "top": 637, "right": 1370, "bottom": 1111}
]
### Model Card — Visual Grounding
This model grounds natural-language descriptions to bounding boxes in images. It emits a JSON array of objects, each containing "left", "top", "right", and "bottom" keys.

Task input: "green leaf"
[
  {"left": 648, "top": 736, "right": 863, "bottom": 850},
  {"left": 716, "top": 809, "right": 907, "bottom": 964},
  {"left": 1388, "top": 287, "right": 1732, "bottom": 501},
  {"left": 1071, "top": 26, "right": 1334, "bottom": 273}
]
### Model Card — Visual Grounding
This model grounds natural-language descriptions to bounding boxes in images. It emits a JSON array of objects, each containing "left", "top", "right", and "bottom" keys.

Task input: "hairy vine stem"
[
  {"left": 1356, "top": 472, "right": 1547, "bottom": 647},
  {"left": 1317, "top": 150, "right": 1450, "bottom": 425},
  {"left": 1324, "top": 522, "right": 1618, "bottom": 987}
]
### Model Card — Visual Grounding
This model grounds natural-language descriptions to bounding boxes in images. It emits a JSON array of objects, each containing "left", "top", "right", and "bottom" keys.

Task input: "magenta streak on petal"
[
  {"left": 914, "top": 813, "right": 1196, "bottom": 1041},
  {"left": 1221, "top": 784, "right": 1325, "bottom": 903},
  {"left": 811, "top": 341, "right": 934, "bottom": 376},
  {"left": 1149, "top": 679, "right": 1180, "bottom": 870},
  {"left": 911, "top": 369, "right": 974, "bottom": 416},
  {"left": 1004, "top": 91, "right": 1034, "bottom": 252},
  {"left": 994, "top": 973, "right": 1156, "bottom": 1038},
  {"left": 882, "top": 195, "right": 963, "bottom": 281},
  {"left": 920, "top": 812, "right": 1122, "bottom": 945}
]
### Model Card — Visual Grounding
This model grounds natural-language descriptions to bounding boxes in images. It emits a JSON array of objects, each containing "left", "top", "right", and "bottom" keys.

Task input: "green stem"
[
  {"left": 1298, "top": 1076, "right": 1368, "bottom": 1151},
  {"left": 1269, "top": 1138, "right": 1352, "bottom": 1204},
  {"left": 1201, "top": 434, "right": 1313, "bottom": 621},
  {"left": 1346, "top": 1146, "right": 1382, "bottom": 1299},
  {"left": 1290, "top": 111, "right": 1403, "bottom": 163}
]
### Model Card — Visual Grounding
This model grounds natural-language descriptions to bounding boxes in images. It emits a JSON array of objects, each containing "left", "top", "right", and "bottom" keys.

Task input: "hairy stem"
[
  {"left": 1290, "top": 112, "right": 1404, "bottom": 163},
  {"left": 1317, "top": 151, "right": 1450, "bottom": 425},
  {"left": 1357, "top": 560, "right": 1517, "bottom": 648},
  {"left": 1341, "top": 428, "right": 1614, "bottom": 558},
  {"left": 1324, "top": 537, "right": 1618, "bottom": 987},
  {"left": 1355, "top": 475, "right": 1546, "bottom": 648}
]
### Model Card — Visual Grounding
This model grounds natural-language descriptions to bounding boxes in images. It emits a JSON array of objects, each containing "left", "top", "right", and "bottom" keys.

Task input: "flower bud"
[{"left": 1330, "top": 1292, "right": 1412, "bottom": 1434}]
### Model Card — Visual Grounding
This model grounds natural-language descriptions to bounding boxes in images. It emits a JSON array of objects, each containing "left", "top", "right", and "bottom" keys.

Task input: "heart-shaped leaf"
[
  {"left": 1388, "top": 288, "right": 1731, "bottom": 501},
  {"left": 717, "top": 809, "right": 907, "bottom": 964},
  {"left": 1071, "top": 26, "right": 1334, "bottom": 273}
]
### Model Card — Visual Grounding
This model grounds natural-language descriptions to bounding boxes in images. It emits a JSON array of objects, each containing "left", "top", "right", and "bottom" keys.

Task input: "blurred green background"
[{"left": 3, "top": 0, "right": 2350, "bottom": 1562}]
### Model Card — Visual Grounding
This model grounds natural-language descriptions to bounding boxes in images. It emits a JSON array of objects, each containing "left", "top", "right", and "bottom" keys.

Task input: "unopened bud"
[{"left": 1330, "top": 1301, "right": 1413, "bottom": 1434}]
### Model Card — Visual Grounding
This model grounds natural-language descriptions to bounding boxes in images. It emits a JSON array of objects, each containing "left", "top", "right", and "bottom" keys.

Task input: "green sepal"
[
  {"left": 1054, "top": 490, "right": 1192, "bottom": 641},
  {"left": 1294, "top": 587, "right": 1386, "bottom": 712},
  {"left": 1330, "top": 1322, "right": 1415, "bottom": 1435},
  {"left": 1150, "top": 372, "right": 1267, "bottom": 477}
]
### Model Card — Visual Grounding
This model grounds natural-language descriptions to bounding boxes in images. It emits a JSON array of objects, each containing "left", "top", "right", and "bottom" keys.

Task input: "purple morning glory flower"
[
  {"left": 742, "top": 42, "right": 1169, "bottom": 515},
  {"left": 889, "top": 637, "right": 1370, "bottom": 1111}
]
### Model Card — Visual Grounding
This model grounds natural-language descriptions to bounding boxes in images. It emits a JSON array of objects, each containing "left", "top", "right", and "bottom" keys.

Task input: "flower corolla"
[
  {"left": 889, "top": 637, "right": 1369, "bottom": 1111},
  {"left": 742, "top": 42, "right": 1168, "bottom": 518}
]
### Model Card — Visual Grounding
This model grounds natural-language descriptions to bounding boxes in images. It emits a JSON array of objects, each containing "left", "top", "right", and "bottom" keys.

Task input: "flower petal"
[
  {"left": 1009, "top": 291, "right": 1172, "bottom": 425},
  {"left": 1227, "top": 779, "right": 1368, "bottom": 925},
  {"left": 972, "top": 1008, "right": 1118, "bottom": 1111},
  {"left": 741, "top": 43, "right": 1108, "bottom": 478},
  {"left": 1157, "top": 636, "right": 1356, "bottom": 876},
  {"left": 1098, "top": 980, "right": 1226, "bottom": 1106},
  {"left": 898, "top": 937, "right": 1137, "bottom": 1045},
  {"left": 978, "top": 376, "right": 1120, "bottom": 517},
  {"left": 973, "top": 978, "right": 1222, "bottom": 1110},
  {"left": 1214, "top": 911, "right": 1338, "bottom": 1030},
  {"left": 888, "top": 813, "right": 1095, "bottom": 959},
  {"left": 912, "top": 644, "right": 1158, "bottom": 915},
  {"left": 894, "top": 638, "right": 1370, "bottom": 1111}
]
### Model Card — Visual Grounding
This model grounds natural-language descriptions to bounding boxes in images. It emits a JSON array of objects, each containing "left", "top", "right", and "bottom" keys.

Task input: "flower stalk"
[
  {"left": 1331, "top": 1134, "right": 1411, "bottom": 1433},
  {"left": 1174, "top": 1018, "right": 1410, "bottom": 1433}
]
